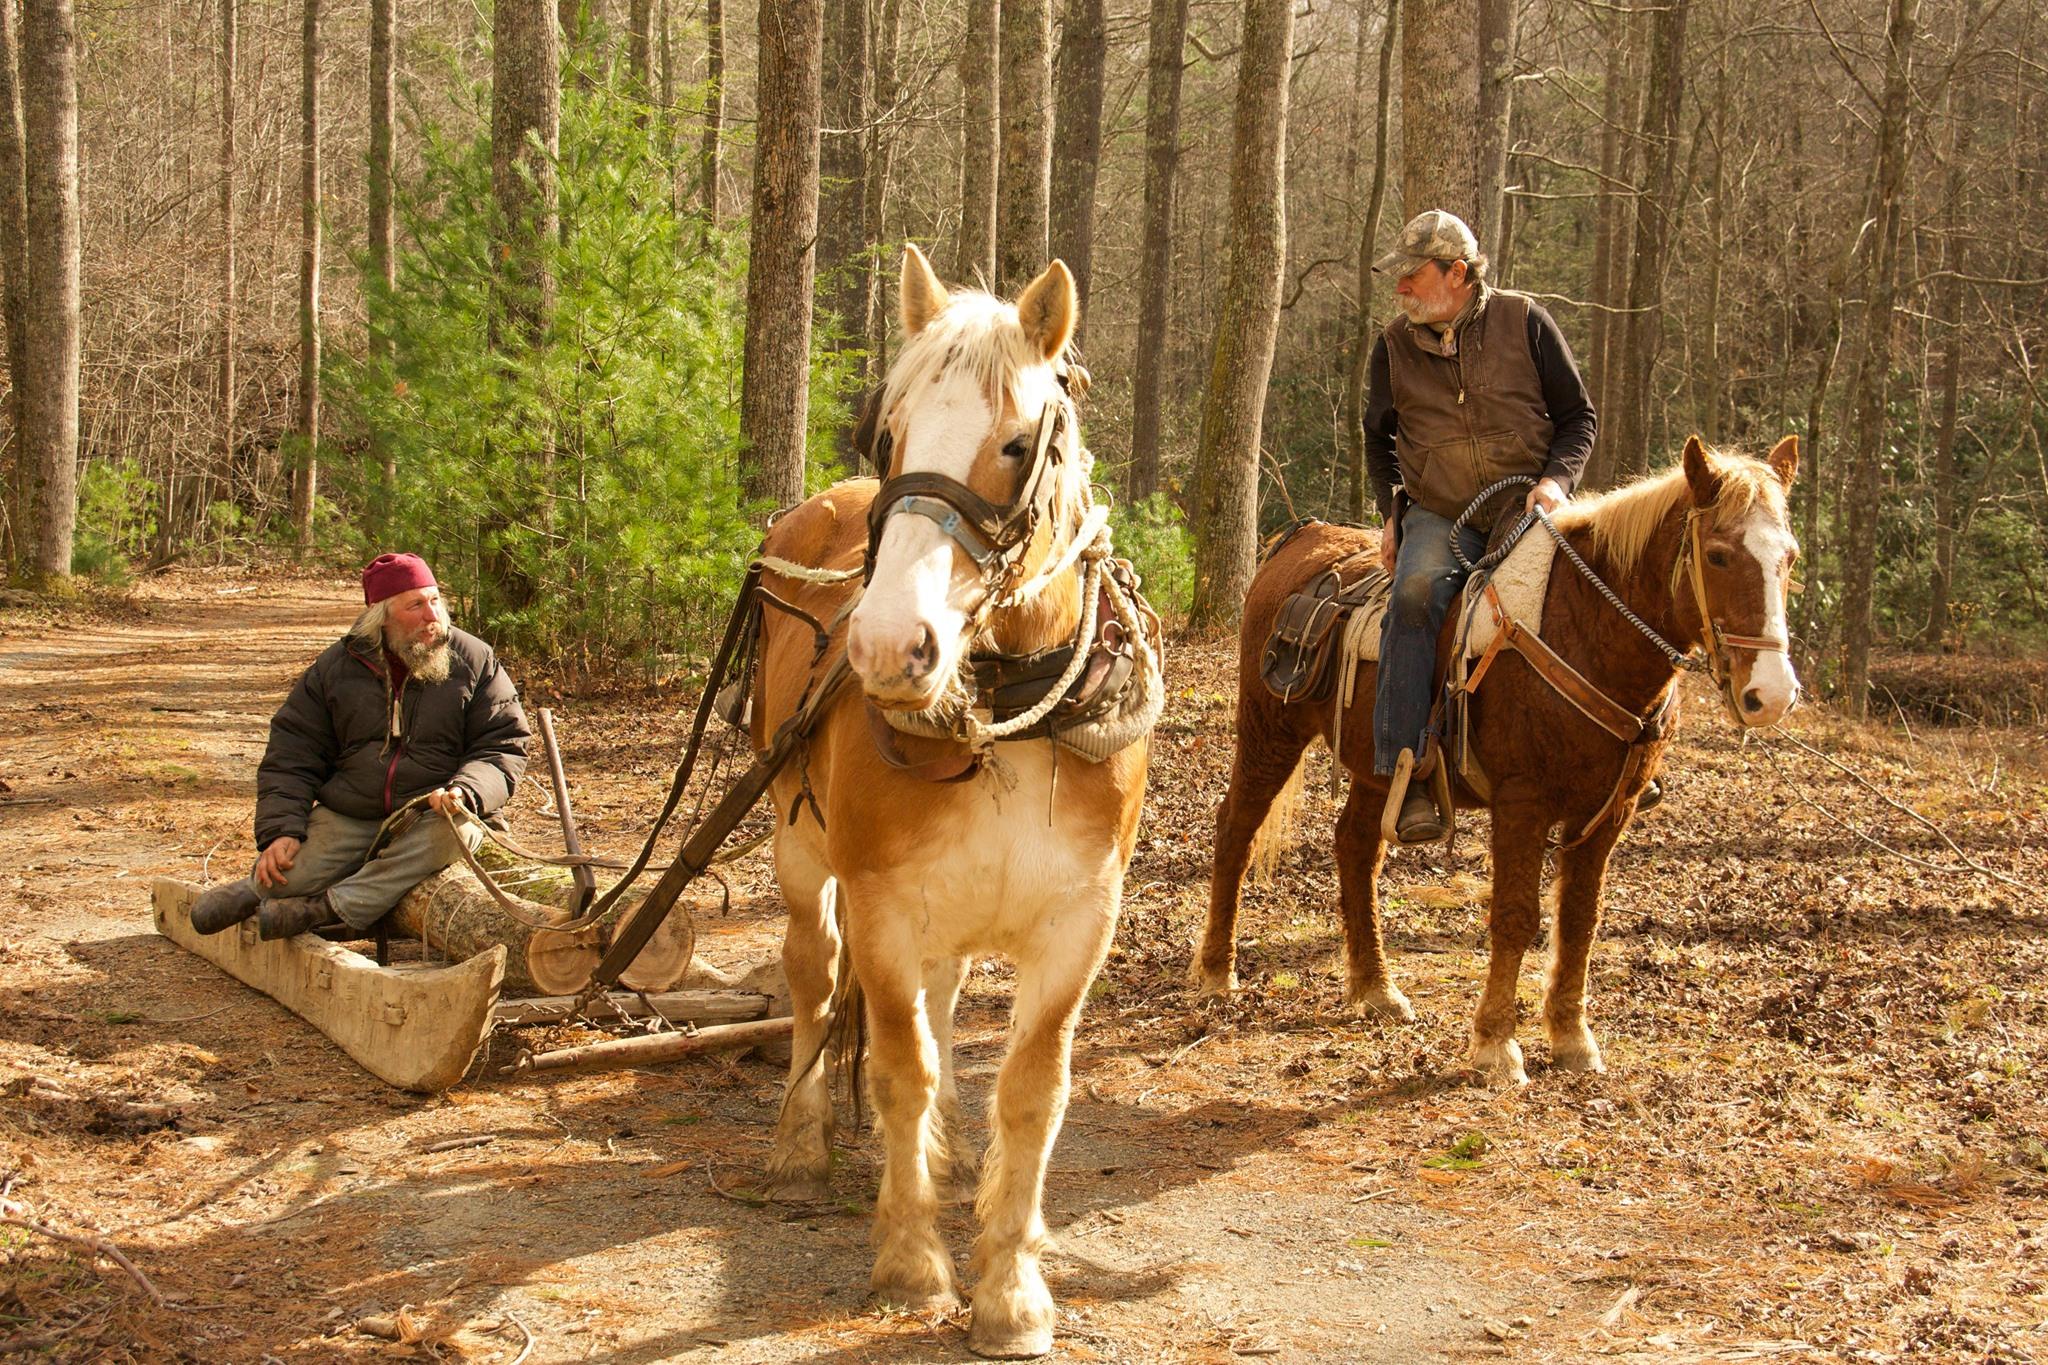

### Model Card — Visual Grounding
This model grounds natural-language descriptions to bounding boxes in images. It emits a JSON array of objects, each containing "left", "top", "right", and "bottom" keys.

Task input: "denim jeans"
[
  {"left": 1373, "top": 503, "right": 1488, "bottom": 775},
  {"left": 236, "top": 803, "right": 484, "bottom": 931}
]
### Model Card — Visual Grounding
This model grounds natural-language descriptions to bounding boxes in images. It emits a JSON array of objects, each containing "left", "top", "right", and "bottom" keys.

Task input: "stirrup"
[{"left": 1379, "top": 748, "right": 1449, "bottom": 847}]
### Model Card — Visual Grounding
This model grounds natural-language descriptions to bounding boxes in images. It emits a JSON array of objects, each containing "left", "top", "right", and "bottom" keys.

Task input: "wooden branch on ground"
[
  {"left": 509, "top": 1016, "right": 794, "bottom": 1075},
  {"left": 493, "top": 989, "right": 771, "bottom": 1027},
  {"left": 0, "top": 1197, "right": 166, "bottom": 1306}
]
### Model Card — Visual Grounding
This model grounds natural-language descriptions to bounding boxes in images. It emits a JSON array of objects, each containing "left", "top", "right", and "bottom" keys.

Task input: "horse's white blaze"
[
  {"left": 847, "top": 365, "right": 993, "bottom": 701},
  {"left": 1738, "top": 510, "right": 1800, "bottom": 724}
]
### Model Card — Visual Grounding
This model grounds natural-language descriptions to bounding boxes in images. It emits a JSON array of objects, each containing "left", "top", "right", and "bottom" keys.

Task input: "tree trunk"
[
  {"left": 1128, "top": 0, "right": 1189, "bottom": 500},
  {"left": 292, "top": 0, "right": 321, "bottom": 561},
  {"left": 1049, "top": 0, "right": 1105, "bottom": 336},
  {"left": 817, "top": 0, "right": 869, "bottom": 350},
  {"left": 997, "top": 0, "right": 1052, "bottom": 294},
  {"left": 0, "top": 0, "right": 27, "bottom": 574},
  {"left": 1400, "top": 0, "right": 1478, "bottom": 224},
  {"left": 1583, "top": 6, "right": 1639, "bottom": 488},
  {"left": 699, "top": 0, "right": 724, "bottom": 221},
  {"left": 1924, "top": 4, "right": 1976, "bottom": 649},
  {"left": 1473, "top": 0, "right": 1515, "bottom": 253},
  {"left": 956, "top": 0, "right": 999, "bottom": 285},
  {"left": 1604, "top": 0, "right": 1687, "bottom": 484},
  {"left": 1344, "top": 0, "right": 1397, "bottom": 524},
  {"left": 628, "top": 0, "right": 653, "bottom": 112},
  {"left": 1694, "top": 63, "right": 1726, "bottom": 442},
  {"left": 1840, "top": 0, "right": 1919, "bottom": 716},
  {"left": 862, "top": 0, "right": 903, "bottom": 375},
  {"left": 1188, "top": 0, "right": 1292, "bottom": 632},
  {"left": 368, "top": 0, "right": 395, "bottom": 510},
  {"left": 218, "top": 0, "right": 237, "bottom": 552},
  {"left": 739, "top": 0, "right": 823, "bottom": 508},
  {"left": 22, "top": 0, "right": 79, "bottom": 586},
  {"left": 492, "top": 0, "right": 560, "bottom": 345}
]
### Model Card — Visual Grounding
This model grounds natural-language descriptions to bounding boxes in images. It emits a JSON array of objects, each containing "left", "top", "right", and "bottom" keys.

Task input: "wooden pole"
[{"left": 512, "top": 1016, "right": 794, "bottom": 1074}]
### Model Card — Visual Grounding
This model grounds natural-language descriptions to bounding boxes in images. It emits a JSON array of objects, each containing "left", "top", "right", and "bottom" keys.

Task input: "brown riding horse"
[
  {"left": 1196, "top": 436, "right": 1801, "bottom": 1083},
  {"left": 748, "top": 246, "right": 1149, "bottom": 1358}
]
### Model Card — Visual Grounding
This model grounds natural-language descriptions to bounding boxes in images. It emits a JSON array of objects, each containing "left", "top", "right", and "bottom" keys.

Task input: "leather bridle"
[{"left": 1671, "top": 505, "right": 1794, "bottom": 723}]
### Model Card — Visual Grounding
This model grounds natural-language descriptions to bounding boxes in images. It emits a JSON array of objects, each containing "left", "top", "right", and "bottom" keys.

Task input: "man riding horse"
[{"left": 1361, "top": 208, "right": 1614, "bottom": 842}]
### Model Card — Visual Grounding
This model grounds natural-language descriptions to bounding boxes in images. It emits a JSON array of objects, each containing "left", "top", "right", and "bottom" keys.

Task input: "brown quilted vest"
[{"left": 1384, "top": 287, "right": 1553, "bottom": 527}]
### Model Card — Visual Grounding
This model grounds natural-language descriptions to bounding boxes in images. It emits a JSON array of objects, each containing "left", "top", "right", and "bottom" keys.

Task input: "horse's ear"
[
  {"left": 901, "top": 243, "right": 950, "bottom": 338},
  {"left": 1015, "top": 260, "right": 1078, "bottom": 362},
  {"left": 1766, "top": 434, "right": 1800, "bottom": 489},
  {"left": 1681, "top": 434, "right": 1722, "bottom": 506}
]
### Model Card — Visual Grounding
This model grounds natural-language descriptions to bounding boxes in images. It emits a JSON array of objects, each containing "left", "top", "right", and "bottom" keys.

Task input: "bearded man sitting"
[{"left": 190, "top": 553, "right": 531, "bottom": 941}]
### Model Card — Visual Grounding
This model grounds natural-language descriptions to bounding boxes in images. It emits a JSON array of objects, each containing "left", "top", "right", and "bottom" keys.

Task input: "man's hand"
[
  {"left": 1378, "top": 523, "right": 1399, "bottom": 575},
  {"left": 427, "top": 786, "right": 469, "bottom": 816},
  {"left": 255, "top": 836, "right": 302, "bottom": 889},
  {"left": 1525, "top": 477, "right": 1568, "bottom": 518}
]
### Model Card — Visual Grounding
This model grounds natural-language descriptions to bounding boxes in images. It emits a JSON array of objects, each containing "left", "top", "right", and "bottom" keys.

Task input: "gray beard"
[{"left": 396, "top": 634, "right": 453, "bottom": 684}]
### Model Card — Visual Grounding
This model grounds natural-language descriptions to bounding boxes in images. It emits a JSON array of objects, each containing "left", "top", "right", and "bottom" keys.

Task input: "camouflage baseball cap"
[{"left": 1371, "top": 209, "right": 1480, "bottom": 277}]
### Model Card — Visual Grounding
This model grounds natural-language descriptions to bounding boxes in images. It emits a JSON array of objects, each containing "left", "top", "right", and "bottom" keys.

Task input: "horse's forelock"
[{"left": 880, "top": 289, "right": 1065, "bottom": 432}]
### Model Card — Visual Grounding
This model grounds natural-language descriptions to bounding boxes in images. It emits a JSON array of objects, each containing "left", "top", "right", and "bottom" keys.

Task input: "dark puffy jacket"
[{"left": 253, "top": 627, "right": 530, "bottom": 850}]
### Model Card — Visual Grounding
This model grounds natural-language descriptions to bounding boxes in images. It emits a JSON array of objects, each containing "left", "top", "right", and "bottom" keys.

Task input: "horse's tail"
[
  {"left": 827, "top": 936, "right": 867, "bottom": 1134},
  {"left": 1247, "top": 747, "right": 1312, "bottom": 884}
]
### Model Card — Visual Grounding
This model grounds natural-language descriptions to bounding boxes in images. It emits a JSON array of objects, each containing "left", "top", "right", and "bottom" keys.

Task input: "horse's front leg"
[
  {"left": 969, "top": 892, "right": 1117, "bottom": 1359},
  {"left": 764, "top": 826, "right": 841, "bottom": 1199},
  {"left": 1335, "top": 774, "right": 1411, "bottom": 1020},
  {"left": 925, "top": 955, "right": 978, "bottom": 1201},
  {"left": 1544, "top": 817, "right": 1626, "bottom": 1073},
  {"left": 1470, "top": 803, "right": 1548, "bottom": 1085},
  {"left": 852, "top": 902, "right": 959, "bottom": 1310}
]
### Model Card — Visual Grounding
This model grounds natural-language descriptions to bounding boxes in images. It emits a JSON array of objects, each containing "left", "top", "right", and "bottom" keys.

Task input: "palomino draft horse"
[
  {"left": 1197, "top": 436, "right": 1801, "bottom": 1083},
  {"left": 747, "top": 246, "right": 1149, "bottom": 1357}
]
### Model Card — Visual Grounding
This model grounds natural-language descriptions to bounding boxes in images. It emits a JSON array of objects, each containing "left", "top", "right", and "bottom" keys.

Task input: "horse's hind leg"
[
  {"left": 969, "top": 899, "right": 1116, "bottom": 1359},
  {"left": 1469, "top": 803, "right": 1549, "bottom": 1085},
  {"left": 1544, "top": 820, "right": 1625, "bottom": 1073},
  {"left": 1335, "top": 777, "right": 1411, "bottom": 1020},
  {"left": 1195, "top": 700, "right": 1313, "bottom": 997},
  {"left": 764, "top": 826, "right": 842, "bottom": 1200},
  {"left": 854, "top": 906, "right": 959, "bottom": 1310},
  {"left": 925, "top": 955, "right": 978, "bottom": 1200}
]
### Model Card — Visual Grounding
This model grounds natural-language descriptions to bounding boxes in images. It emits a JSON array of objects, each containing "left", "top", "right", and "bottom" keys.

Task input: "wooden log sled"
[{"left": 153, "top": 878, "right": 503, "bottom": 1094}]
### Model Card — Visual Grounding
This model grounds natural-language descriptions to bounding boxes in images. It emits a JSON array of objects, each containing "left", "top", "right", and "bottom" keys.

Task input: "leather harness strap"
[{"left": 1475, "top": 584, "right": 1649, "bottom": 745}]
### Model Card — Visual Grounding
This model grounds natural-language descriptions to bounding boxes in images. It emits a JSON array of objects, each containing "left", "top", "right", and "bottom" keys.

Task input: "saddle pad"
[{"left": 1460, "top": 523, "right": 1558, "bottom": 659}]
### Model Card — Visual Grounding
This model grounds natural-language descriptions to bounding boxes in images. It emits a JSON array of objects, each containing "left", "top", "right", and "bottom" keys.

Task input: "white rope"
[
  {"left": 963, "top": 555, "right": 1105, "bottom": 745},
  {"left": 758, "top": 555, "right": 863, "bottom": 584},
  {"left": 995, "top": 502, "right": 1111, "bottom": 607}
]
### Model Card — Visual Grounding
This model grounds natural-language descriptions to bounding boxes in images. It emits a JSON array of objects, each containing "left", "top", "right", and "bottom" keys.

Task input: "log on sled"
[{"left": 152, "top": 878, "right": 502, "bottom": 1094}]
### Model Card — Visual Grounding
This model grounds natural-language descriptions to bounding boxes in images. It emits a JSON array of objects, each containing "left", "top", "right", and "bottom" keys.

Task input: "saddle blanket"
[{"left": 1336, "top": 522, "right": 1558, "bottom": 673}]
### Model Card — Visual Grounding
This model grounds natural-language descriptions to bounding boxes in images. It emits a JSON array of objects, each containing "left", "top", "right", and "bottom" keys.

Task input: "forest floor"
[{"left": 2, "top": 568, "right": 2046, "bottom": 1364}]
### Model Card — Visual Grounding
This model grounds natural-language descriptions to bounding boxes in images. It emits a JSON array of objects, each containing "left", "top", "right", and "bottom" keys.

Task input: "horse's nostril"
[
  {"left": 1742, "top": 688, "right": 1764, "bottom": 713},
  {"left": 908, "top": 624, "right": 937, "bottom": 676}
]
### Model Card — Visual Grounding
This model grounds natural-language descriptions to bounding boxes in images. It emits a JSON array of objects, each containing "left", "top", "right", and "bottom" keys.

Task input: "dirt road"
[{"left": 2, "top": 571, "right": 2044, "bottom": 1362}]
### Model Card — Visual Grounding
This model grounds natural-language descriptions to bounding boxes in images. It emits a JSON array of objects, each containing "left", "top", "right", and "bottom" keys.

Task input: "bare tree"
[
  {"left": 699, "top": 0, "right": 724, "bottom": 220},
  {"left": 368, "top": 0, "right": 394, "bottom": 508},
  {"left": 1049, "top": 0, "right": 1105, "bottom": 336},
  {"left": 1344, "top": 0, "right": 1397, "bottom": 523},
  {"left": 739, "top": 0, "right": 823, "bottom": 507},
  {"left": 1474, "top": 0, "right": 1516, "bottom": 251},
  {"left": 862, "top": 0, "right": 904, "bottom": 372},
  {"left": 1127, "top": 0, "right": 1189, "bottom": 500},
  {"left": 956, "top": 0, "right": 998, "bottom": 285},
  {"left": 818, "top": 0, "right": 869, "bottom": 359},
  {"left": 218, "top": 0, "right": 236, "bottom": 554},
  {"left": 1925, "top": 3, "right": 1979, "bottom": 647},
  {"left": 996, "top": 0, "right": 1051, "bottom": 294},
  {"left": 1189, "top": 0, "right": 1293, "bottom": 631},
  {"left": 0, "top": 0, "right": 30, "bottom": 570},
  {"left": 492, "top": 0, "right": 560, "bottom": 341},
  {"left": 628, "top": 0, "right": 653, "bottom": 110},
  {"left": 1840, "top": 0, "right": 1920, "bottom": 714},
  {"left": 1401, "top": 0, "right": 1478, "bottom": 223},
  {"left": 21, "top": 0, "right": 79, "bottom": 584},
  {"left": 1583, "top": 5, "right": 1639, "bottom": 487}
]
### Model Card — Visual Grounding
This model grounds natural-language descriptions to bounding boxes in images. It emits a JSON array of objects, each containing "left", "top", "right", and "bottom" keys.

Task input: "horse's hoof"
[
  {"left": 967, "top": 1317, "right": 1055, "bottom": 1360},
  {"left": 1549, "top": 1033, "right": 1606, "bottom": 1073},
  {"left": 1192, "top": 966, "right": 1240, "bottom": 999},
  {"left": 761, "top": 1166, "right": 832, "bottom": 1202},
  {"left": 1349, "top": 982, "right": 1415, "bottom": 1022},
  {"left": 873, "top": 1284, "right": 963, "bottom": 1315},
  {"left": 1467, "top": 1039, "right": 1529, "bottom": 1087}
]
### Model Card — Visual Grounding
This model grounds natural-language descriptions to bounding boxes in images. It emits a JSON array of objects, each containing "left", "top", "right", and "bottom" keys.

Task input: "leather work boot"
[
  {"left": 1635, "top": 777, "right": 1665, "bottom": 814},
  {"left": 257, "top": 893, "right": 341, "bottom": 942},
  {"left": 1396, "top": 787, "right": 1446, "bottom": 844},
  {"left": 190, "top": 880, "right": 262, "bottom": 935}
]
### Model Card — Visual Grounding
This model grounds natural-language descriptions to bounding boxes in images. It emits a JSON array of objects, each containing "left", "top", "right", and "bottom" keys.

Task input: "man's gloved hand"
[
  {"left": 1524, "top": 477, "right": 1568, "bottom": 518},
  {"left": 255, "top": 836, "right": 302, "bottom": 889},
  {"left": 427, "top": 786, "right": 470, "bottom": 816}
]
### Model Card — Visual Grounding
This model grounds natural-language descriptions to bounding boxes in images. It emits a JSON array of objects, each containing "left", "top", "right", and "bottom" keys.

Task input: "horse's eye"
[
  {"left": 1001, "top": 435, "right": 1031, "bottom": 460},
  {"left": 1706, "top": 548, "right": 1732, "bottom": 569}
]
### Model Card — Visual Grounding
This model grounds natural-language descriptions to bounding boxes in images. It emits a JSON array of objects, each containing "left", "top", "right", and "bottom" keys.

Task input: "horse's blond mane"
[
  {"left": 1552, "top": 446, "right": 1786, "bottom": 576},
  {"left": 880, "top": 289, "right": 1064, "bottom": 421}
]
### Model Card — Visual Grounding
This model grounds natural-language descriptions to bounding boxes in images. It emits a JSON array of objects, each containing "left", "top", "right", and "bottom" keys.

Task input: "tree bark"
[
  {"left": 1473, "top": 0, "right": 1515, "bottom": 254},
  {"left": 862, "top": 0, "right": 904, "bottom": 374},
  {"left": 22, "top": 0, "right": 79, "bottom": 585},
  {"left": 1128, "top": 0, "right": 1189, "bottom": 500},
  {"left": 997, "top": 0, "right": 1052, "bottom": 294},
  {"left": 1924, "top": 5, "right": 1976, "bottom": 649},
  {"left": 492, "top": 0, "right": 560, "bottom": 345},
  {"left": 1188, "top": 0, "right": 1292, "bottom": 632},
  {"left": 817, "top": 0, "right": 869, "bottom": 349},
  {"left": 218, "top": 0, "right": 237, "bottom": 552},
  {"left": 1400, "top": 0, "right": 1478, "bottom": 224},
  {"left": 1840, "top": 0, "right": 1920, "bottom": 715},
  {"left": 699, "top": 0, "right": 724, "bottom": 221},
  {"left": 1049, "top": 0, "right": 1105, "bottom": 336},
  {"left": 0, "top": 0, "right": 32, "bottom": 573},
  {"left": 1583, "top": 5, "right": 1639, "bottom": 488},
  {"left": 1603, "top": 0, "right": 1687, "bottom": 485},
  {"left": 628, "top": 0, "right": 653, "bottom": 112},
  {"left": 1344, "top": 0, "right": 1397, "bottom": 524},
  {"left": 739, "top": 0, "right": 823, "bottom": 508},
  {"left": 956, "top": 0, "right": 999, "bottom": 285},
  {"left": 368, "top": 0, "right": 395, "bottom": 509},
  {"left": 292, "top": 0, "right": 321, "bottom": 561}
]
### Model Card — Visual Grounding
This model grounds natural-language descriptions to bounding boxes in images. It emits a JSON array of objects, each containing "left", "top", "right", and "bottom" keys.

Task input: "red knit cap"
[{"left": 362, "top": 553, "right": 437, "bottom": 605}]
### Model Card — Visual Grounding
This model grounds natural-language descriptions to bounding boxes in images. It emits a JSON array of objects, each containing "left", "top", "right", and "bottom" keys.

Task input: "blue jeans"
[{"left": 1374, "top": 504, "right": 1487, "bottom": 775}]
